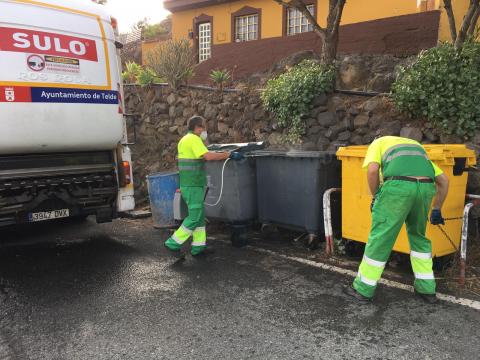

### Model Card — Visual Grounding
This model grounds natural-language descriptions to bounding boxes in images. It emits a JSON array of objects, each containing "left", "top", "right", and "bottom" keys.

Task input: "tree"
[
  {"left": 273, "top": 0, "right": 346, "bottom": 65},
  {"left": 146, "top": 39, "right": 195, "bottom": 90},
  {"left": 444, "top": 0, "right": 480, "bottom": 49},
  {"left": 142, "top": 23, "right": 169, "bottom": 41},
  {"left": 131, "top": 17, "right": 149, "bottom": 32}
]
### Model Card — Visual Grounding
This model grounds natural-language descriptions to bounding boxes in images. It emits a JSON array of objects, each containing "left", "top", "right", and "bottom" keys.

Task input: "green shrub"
[
  {"left": 122, "top": 61, "right": 142, "bottom": 84},
  {"left": 392, "top": 41, "right": 480, "bottom": 138},
  {"left": 146, "top": 39, "right": 195, "bottom": 90},
  {"left": 210, "top": 69, "right": 231, "bottom": 90},
  {"left": 142, "top": 23, "right": 168, "bottom": 41},
  {"left": 261, "top": 60, "right": 335, "bottom": 143},
  {"left": 137, "top": 68, "right": 160, "bottom": 87}
]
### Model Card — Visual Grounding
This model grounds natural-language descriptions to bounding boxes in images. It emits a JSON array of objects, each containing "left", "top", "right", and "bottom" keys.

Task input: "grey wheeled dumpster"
[
  {"left": 204, "top": 142, "right": 265, "bottom": 247},
  {"left": 254, "top": 150, "right": 341, "bottom": 239},
  {"left": 205, "top": 157, "right": 257, "bottom": 223}
]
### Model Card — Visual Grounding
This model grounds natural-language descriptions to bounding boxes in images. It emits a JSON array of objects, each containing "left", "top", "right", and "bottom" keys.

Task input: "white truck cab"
[{"left": 0, "top": 0, "right": 135, "bottom": 226}]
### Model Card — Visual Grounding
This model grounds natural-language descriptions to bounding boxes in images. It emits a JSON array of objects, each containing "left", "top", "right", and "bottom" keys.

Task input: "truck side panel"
[{"left": 0, "top": 0, "right": 124, "bottom": 154}]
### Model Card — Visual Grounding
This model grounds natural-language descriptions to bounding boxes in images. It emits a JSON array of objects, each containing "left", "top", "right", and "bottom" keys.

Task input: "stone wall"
[
  {"left": 125, "top": 84, "right": 467, "bottom": 205},
  {"left": 126, "top": 85, "right": 264, "bottom": 203}
]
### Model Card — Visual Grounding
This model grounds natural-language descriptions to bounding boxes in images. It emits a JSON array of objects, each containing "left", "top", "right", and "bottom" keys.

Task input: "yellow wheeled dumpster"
[{"left": 336, "top": 145, "right": 476, "bottom": 257}]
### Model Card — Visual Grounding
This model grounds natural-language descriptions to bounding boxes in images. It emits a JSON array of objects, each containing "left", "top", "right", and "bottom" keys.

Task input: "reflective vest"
[
  {"left": 382, "top": 143, "right": 435, "bottom": 179},
  {"left": 177, "top": 133, "right": 207, "bottom": 187}
]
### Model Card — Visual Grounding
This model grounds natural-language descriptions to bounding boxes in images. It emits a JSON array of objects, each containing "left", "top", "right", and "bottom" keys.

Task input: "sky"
[{"left": 103, "top": 0, "right": 171, "bottom": 32}]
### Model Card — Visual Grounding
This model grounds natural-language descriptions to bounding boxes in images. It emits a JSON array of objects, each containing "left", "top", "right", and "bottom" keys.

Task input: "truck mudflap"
[{"left": 0, "top": 151, "right": 118, "bottom": 227}]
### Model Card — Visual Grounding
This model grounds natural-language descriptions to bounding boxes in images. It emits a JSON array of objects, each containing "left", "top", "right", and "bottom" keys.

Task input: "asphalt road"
[{"left": 0, "top": 218, "right": 479, "bottom": 360}]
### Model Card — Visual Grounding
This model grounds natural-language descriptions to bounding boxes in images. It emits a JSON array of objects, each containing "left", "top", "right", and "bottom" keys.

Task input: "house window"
[
  {"left": 287, "top": 5, "right": 314, "bottom": 35},
  {"left": 234, "top": 14, "right": 258, "bottom": 42},
  {"left": 198, "top": 22, "right": 211, "bottom": 62}
]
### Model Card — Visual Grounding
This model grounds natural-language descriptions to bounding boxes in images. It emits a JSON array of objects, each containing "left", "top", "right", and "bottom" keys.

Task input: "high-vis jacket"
[
  {"left": 177, "top": 132, "right": 209, "bottom": 187},
  {"left": 363, "top": 136, "right": 443, "bottom": 179}
]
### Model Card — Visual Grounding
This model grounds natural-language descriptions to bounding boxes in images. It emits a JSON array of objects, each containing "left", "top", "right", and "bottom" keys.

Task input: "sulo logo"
[
  {"left": 0, "top": 27, "right": 98, "bottom": 62},
  {"left": 14, "top": 33, "right": 87, "bottom": 56}
]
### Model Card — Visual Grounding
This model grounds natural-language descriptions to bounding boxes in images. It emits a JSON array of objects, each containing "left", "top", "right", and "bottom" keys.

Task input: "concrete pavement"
[{"left": 0, "top": 218, "right": 478, "bottom": 359}]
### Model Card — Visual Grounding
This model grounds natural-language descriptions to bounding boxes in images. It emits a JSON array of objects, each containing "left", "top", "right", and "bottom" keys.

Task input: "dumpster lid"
[
  {"left": 337, "top": 144, "right": 476, "bottom": 166},
  {"left": 252, "top": 150, "right": 336, "bottom": 158},
  {"left": 424, "top": 145, "right": 476, "bottom": 166},
  {"left": 336, "top": 146, "right": 368, "bottom": 158},
  {"left": 208, "top": 142, "right": 265, "bottom": 153}
]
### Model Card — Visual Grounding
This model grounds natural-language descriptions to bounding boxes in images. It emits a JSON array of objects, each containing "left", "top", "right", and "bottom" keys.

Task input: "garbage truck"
[{"left": 0, "top": 0, "right": 135, "bottom": 227}]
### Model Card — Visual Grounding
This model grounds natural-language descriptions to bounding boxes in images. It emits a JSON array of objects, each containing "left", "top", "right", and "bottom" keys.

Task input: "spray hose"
[{"left": 204, "top": 158, "right": 230, "bottom": 207}]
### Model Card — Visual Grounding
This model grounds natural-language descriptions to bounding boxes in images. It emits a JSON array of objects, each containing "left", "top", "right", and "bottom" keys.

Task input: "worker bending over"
[
  {"left": 344, "top": 136, "right": 449, "bottom": 304},
  {"left": 164, "top": 116, "right": 238, "bottom": 257}
]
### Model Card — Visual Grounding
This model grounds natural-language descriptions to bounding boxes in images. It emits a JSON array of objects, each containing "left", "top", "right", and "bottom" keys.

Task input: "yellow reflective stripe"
[
  {"left": 171, "top": 233, "right": 184, "bottom": 244},
  {"left": 172, "top": 225, "right": 193, "bottom": 244},
  {"left": 411, "top": 256, "right": 433, "bottom": 277},
  {"left": 363, "top": 255, "right": 386, "bottom": 268},
  {"left": 181, "top": 225, "right": 193, "bottom": 235},
  {"left": 359, "top": 260, "right": 383, "bottom": 282},
  {"left": 358, "top": 272, "right": 377, "bottom": 286},
  {"left": 192, "top": 226, "right": 206, "bottom": 246},
  {"left": 410, "top": 251, "right": 432, "bottom": 259},
  {"left": 414, "top": 272, "right": 435, "bottom": 280}
]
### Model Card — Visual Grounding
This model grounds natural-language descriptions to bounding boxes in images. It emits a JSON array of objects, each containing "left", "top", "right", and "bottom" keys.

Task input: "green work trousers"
[
  {"left": 353, "top": 180, "right": 437, "bottom": 298},
  {"left": 165, "top": 186, "right": 206, "bottom": 255}
]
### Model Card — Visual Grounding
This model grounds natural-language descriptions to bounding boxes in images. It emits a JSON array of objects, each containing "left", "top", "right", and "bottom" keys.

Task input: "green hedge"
[
  {"left": 261, "top": 60, "right": 335, "bottom": 143},
  {"left": 393, "top": 41, "right": 480, "bottom": 138}
]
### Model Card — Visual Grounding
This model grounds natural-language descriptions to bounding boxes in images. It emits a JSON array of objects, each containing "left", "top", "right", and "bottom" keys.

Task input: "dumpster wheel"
[{"left": 344, "top": 239, "right": 365, "bottom": 259}]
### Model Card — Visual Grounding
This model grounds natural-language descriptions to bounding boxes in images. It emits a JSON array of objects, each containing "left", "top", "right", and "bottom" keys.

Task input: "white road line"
[{"left": 250, "top": 246, "right": 480, "bottom": 311}]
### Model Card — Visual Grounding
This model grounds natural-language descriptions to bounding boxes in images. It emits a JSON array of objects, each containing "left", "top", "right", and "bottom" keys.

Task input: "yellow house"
[
  {"left": 141, "top": 35, "right": 170, "bottom": 65},
  {"left": 163, "top": 0, "right": 478, "bottom": 82}
]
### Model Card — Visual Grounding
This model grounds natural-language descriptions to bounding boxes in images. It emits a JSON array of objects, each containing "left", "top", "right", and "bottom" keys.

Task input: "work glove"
[
  {"left": 229, "top": 152, "right": 244, "bottom": 161},
  {"left": 430, "top": 209, "right": 445, "bottom": 225},
  {"left": 370, "top": 197, "right": 375, "bottom": 212}
]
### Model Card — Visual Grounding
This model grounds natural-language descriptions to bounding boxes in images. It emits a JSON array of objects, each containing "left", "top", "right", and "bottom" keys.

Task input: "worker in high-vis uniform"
[
  {"left": 164, "top": 116, "right": 233, "bottom": 258},
  {"left": 344, "top": 136, "right": 449, "bottom": 304}
]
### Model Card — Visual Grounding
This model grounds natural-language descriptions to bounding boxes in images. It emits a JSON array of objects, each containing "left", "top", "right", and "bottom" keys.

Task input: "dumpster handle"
[
  {"left": 459, "top": 194, "right": 480, "bottom": 285},
  {"left": 323, "top": 188, "right": 341, "bottom": 257}
]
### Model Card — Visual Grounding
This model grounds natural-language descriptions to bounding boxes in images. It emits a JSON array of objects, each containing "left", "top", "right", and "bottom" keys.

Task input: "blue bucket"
[{"left": 147, "top": 171, "right": 179, "bottom": 229}]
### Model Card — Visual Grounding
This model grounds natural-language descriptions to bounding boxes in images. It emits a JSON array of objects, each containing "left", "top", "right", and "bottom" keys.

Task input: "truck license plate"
[{"left": 29, "top": 209, "right": 70, "bottom": 222}]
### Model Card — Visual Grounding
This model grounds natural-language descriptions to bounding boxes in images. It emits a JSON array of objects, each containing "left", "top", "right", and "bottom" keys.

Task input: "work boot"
[
  {"left": 414, "top": 290, "right": 438, "bottom": 304},
  {"left": 191, "top": 247, "right": 216, "bottom": 258},
  {"left": 164, "top": 241, "right": 185, "bottom": 260},
  {"left": 343, "top": 285, "right": 371, "bottom": 304}
]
